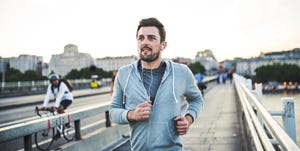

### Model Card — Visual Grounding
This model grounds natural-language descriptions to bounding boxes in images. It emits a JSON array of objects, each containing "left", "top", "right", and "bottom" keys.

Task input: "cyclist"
[{"left": 38, "top": 73, "right": 74, "bottom": 138}]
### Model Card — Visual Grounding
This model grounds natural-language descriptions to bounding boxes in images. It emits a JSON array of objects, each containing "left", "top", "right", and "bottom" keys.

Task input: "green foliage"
[
  {"left": 1, "top": 65, "right": 112, "bottom": 82},
  {"left": 254, "top": 64, "right": 300, "bottom": 82},
  {"left": 23, "top": 70, "right": 45, "bottom": 81},
  {"left": 66, "top": 69, "right": 81, "bottom": 79},
  {"left": 0, "top": 68, "right": 47, "bottom": 82},
  {"left": 5, "top": 68, "right": 23, "bottom": 82},
  {"left": 65, "top": 66, "right": 111, "bottom": 79},
  {"left": 188, "top": 61, "right": 206, "bottom": 74}
]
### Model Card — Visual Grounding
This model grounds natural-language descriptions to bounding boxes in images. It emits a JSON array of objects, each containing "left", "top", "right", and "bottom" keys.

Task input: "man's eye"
[
  {"left": 148, "top": 36, "right": 156, "bottom": 41},
  {"left": 138, "top": 36, "right": 144, "bottom": 40}
]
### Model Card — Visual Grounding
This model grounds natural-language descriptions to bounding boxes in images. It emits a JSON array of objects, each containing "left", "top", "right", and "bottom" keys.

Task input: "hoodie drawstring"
[
  {"left": 123, "top": 67, "right": 133, "bottom": 104},
  {"left": 171, "top": 62, "right": 178, "bottom": 103}
]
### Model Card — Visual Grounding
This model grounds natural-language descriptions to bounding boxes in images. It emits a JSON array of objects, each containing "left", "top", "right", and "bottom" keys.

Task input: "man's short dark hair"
[{"left": 136, "top": 17, "right": 166, "bottom": 43}]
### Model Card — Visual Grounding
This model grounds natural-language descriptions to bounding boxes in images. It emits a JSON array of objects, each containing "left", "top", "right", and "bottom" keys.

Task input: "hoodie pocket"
[{"left": 149, "top": 122, "right": 181, "bottom": 148}]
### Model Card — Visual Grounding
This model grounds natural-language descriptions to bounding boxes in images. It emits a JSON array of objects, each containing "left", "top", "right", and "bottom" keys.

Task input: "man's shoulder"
[
  {"left": 119, "top": 63, "right": 133, "bottom": 72},
  {"left": 116, "top": 63, "right": 135, "bottom": 79},
  {"left": 170, "top": 61, "right": 189, "bottom": 71},
  {"left": 165, "top": 60, "right": 186, "bottom": 67}
]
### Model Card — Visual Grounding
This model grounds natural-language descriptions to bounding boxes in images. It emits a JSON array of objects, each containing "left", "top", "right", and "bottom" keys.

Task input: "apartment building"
[
  {"left": 95, "top": 55, "right": 138, "bottom": 71},
  {"left": 3, "top": 55, "right": 43, "bottom": 73}
]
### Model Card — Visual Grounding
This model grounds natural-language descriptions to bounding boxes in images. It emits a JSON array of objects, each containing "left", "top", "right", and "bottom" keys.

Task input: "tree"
[
  {"left": 0, "top": 66, "right": 112, "bottom": 82},
  {"left": 4, "top": 68, "right": 23, "bottom": 82},
  {"left": 188, "top": 61, "right": 206, "bottom": 75},
  {"left": 65, "top": 66, "right": 111, "bottom": 79},
  {"left": 23, "top": 70, "right": 45, "bottom": 81},
  {"left": 254, "top": 64, "right": 300, "bottom": 83},
  {"left": 66, "top": 69, "right": 81, "bottom": 79}
]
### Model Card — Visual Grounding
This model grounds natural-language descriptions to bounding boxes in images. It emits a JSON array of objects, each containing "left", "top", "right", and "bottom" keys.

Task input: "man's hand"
[
  {"left": 57, "top": 105, "right": 65, "bottom": 114},
  {"left": 38, "top": 107, "right": 45, "bottom": 111},
  {"left": 49, "top": 106, "right": 56, "bottom": 113},
  {"left": 173, "top": 115, "right": 193, "bottom": 135},
  {"left": 127, "top": 101, "right": 152, "bottom": 121}
]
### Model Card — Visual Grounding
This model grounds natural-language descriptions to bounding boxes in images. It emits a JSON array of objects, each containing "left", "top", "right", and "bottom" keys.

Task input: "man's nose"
[{"left": 141, "top": 38, "right": 150, "bottom": 45}]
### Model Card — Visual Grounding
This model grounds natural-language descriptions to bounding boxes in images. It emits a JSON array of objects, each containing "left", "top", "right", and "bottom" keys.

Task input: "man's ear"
[{"left": 160, "top": 41, "right": 167, "bottom": 50}]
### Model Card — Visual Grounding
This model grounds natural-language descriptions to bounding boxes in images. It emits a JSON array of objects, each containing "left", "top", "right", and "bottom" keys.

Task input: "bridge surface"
[
  {"left": 112, "top": 83, "right": 242, "bottom": 151},
  {"left": 183, "top": 83, "right": 242, "bottom": 150}
]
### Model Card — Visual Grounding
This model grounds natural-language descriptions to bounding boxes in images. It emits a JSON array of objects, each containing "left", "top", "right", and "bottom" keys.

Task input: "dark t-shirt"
[{"left": 138, "top": 61, "right": 166, "bottom": 103}]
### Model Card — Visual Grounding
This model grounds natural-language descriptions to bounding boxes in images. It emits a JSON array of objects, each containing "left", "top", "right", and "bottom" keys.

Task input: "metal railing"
[
  {"left": 0, "top": 78, "right": 112, "bottom": 97},
  {"left": 0, "top": 78, "right": 112, "bottom": 88},
  {"left": 0, "top": 102, "right": 129, "bottom": 151},
  {"left": 0, "top": 75, "right": 216, "bottom": 90},
  {"left": 234, "top": 74, "right": 299, "bottom": 151}
]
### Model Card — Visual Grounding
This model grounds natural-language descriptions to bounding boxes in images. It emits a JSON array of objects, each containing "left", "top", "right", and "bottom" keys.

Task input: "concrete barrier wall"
[{"left": 61, "top": 124, "right": 130, "bottom": 151}]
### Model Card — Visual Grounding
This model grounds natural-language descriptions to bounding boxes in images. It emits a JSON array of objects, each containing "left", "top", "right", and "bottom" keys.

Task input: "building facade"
[
  {"left": 194, "top": 49, "right": 219, "bottom": 75},
  {"left": 172, "top": 57, "right": 192, "bottom": 65},
  {"left": 0, "top": 58, "right": 10, "bottom": 73},
  {"left": 48, "top": 44, "right": 94, "bottom": 76},
  {"left": 236, "top": 48, "right": 300, "bottom": 76},
  {"left": 8, "top": 55, "right": 43, "bottom": 73},
  {"left": 95, "top": 55, "right": 138, "bottom": 71}
]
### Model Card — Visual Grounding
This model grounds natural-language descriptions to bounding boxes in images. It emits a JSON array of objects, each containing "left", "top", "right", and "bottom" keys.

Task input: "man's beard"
[{"left": 140, "top": 50, "right": 160, "bottom": 62}]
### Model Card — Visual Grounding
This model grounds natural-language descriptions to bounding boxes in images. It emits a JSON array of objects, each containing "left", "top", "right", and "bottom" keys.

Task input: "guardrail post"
[
  {"left": 24, "top": 134, "right": 32, "bottom": 151},
  {"left": 246, "top": 79, "right": 252, "bottom": 90},
  {"left": 74, "top": 120, "right": 82, "bottom": 140},
  {"left": 254, "top": 83, "right": 262, "bottom": 101},
  {"left": 255, "top": 84, "right": 264, "bottom": 126},
  {"left": 105, "top": 111, "right": 111, "bottom": 127},
  {"left": 282, "top": 98, "right": 297, "bottom": 143},
  {"left": 18, "top": 81, "right": 21, "bottom": 90},
  {"left": 1, "top": 82, "right": 4, "bottom": 92}
]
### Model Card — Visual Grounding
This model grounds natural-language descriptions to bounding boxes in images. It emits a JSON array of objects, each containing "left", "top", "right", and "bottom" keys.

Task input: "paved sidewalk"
[{"left": 183, "top": 83, "right": 242, "bottom": 151}]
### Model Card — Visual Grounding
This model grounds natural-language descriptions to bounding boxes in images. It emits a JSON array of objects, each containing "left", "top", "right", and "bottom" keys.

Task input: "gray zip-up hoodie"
[{"left": 109, "top": 60, "right": 203, "bottom": 151}]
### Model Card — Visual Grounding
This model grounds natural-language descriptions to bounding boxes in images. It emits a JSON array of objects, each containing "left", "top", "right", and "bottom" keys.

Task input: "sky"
[{"left": 1, "top": 0, "right": 300, "bottom": 63}]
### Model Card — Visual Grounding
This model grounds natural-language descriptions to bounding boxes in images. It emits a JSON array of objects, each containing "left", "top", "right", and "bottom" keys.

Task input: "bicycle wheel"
[
  {"left": 63, "top": 124, "right": 74, "bottom": 141},
  {"left": 35, "top": 128, "right": 55, "bottom": 151}
]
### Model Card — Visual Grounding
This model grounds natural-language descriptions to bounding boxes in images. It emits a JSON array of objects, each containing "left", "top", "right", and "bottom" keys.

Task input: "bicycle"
[{"left": 34, "top": 106, "right": 74, "bottom": 151}]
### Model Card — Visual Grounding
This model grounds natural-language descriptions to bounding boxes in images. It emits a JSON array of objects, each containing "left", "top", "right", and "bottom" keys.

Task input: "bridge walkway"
[{"left": 182, "top": 83, "right": 242, "bottom": 151}]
